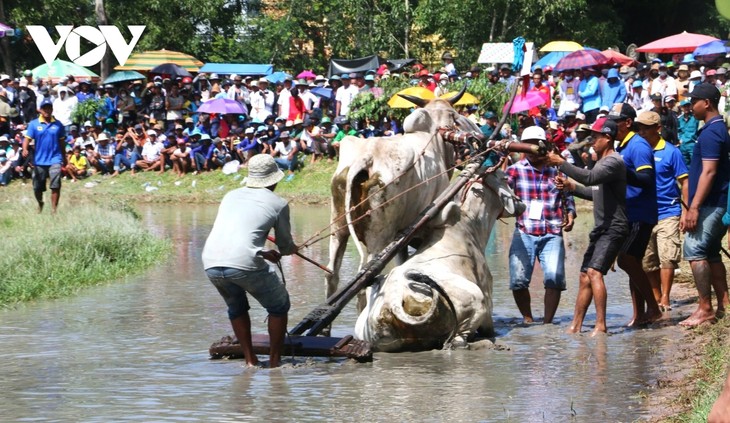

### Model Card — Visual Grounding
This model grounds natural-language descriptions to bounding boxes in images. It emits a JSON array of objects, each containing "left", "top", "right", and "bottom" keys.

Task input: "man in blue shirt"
[
  {"left": 677, "top": 99, "right": 699, "bottom": 166},
  {"left": 609, "top": 102, "right": 662, "bottom": 326},
  {"left": 681, "top": 83, "right": 730, "bottom": 327},
  {"left": 636, "top": 111, "right": 689, "bottom": 312},
  {"left": 579, "top": 68, "right": 601, "bottom": 123},
  {"left": 22, "top": 98, "right": 67, "bottom": 214}
]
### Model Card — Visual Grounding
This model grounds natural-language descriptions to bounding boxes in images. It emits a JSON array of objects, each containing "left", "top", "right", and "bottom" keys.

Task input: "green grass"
[
  {"left": 668, "top": 318, "right": 730, "bottom": 422},
  {"left": 0, "top": 199, "right": 170, "bottom": 307},
  {"left": 1, "top": 157, "right": 337, "bottom": 205}
]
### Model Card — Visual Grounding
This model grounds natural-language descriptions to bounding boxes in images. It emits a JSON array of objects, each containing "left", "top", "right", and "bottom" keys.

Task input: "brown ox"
[{"left": 325, "top": 88, "right": 481, "bottom": 307}]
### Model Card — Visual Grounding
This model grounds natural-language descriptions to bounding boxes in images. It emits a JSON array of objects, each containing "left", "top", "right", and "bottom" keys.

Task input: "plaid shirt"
[
  {"left": 506, "top": 159, "right": 576, "bottom": 236},
  {"left": 95, "top": 142, "right": 116, "bottom": 158}
]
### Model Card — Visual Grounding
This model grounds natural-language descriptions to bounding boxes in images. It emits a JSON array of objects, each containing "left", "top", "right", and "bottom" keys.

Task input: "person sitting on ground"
[
  {"left": 93, "top": 133, "right": 115, "bottom": 174},
  {"left": 171, "top": 139, "right": 191, "bottom": 177},
  {"left": 236, "top": 127, "right": 259, "bottom": 164},
  {"left": 202, "top": 153, "right": 298, "bottom": 368},
  {"left": 112, "top": 133, "right": 139, "bottom": 177},
  {"left": 0, "top": 149, "right": 11, "bottom": 186},
  {"left": 190, "top": 133, "right": 214, "bottom": 174},
  {"left": 66, "top": 145, "right": 89, "bottom": 182},
  {"left": 208, "top": 137, "right": 231, "bottom": 170},
  {"left": 271, "top": 131, "right": 298, "bottom": 182},
  {"left": 136, "top": 129, "right": 163, "bottom": 172},
  {"left": 545, "top": 117, "right": 629, "bottom": 336}
]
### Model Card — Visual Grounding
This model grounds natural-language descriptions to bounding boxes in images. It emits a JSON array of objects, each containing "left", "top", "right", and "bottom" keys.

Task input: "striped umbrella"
[
  {"left": 115, "top": 49, "right": 203, "bottom": 72},
  {"left": 554, "top": 49, "right": 610, "bottom": 72}
]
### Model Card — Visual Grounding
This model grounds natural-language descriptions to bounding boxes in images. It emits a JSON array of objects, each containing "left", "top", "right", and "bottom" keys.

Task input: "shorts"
[
  {"left": 642, "top": 216, "right": 682, "bottom": 272},
  {"left": 509, "top": 229, "right": 566, "bottom": 290},
  {"left": 32, "top": 163, "right": 62, "bottom": 192},
  {"left": 620, "top": 221, "right": 654, "bottom": 259},
  {"left": 683, "top": 206, "right": 726, "bottom": 262},
  {"left": 581, "top": 226, "right": 627, "bottom": 275},
  {"left": 205, "top": 266, "right": 290, "bottom": 319}
]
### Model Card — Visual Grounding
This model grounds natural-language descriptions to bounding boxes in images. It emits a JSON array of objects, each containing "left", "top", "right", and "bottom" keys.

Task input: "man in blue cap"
[
  {"left": 23, "top": 97, "right": 66, "bottom": 213},
  {"left": 480, "top": 111, "right": 498, "bottom": 138}
]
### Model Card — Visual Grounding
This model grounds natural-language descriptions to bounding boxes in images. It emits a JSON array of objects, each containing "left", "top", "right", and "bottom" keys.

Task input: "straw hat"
[{"left": 246, "top": 154, "right": 285, "bottom": 188}]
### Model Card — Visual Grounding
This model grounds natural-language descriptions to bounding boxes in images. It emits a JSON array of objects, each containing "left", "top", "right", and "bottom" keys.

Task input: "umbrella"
[
  {"left": 197, "top": 98, "right": 248, "bottom": 115},
  {"left": 0, "top": 22, "right": 14, "bottom": 37},
  {"left": 438, "top": 91, "right": 479, "bottom": 106},
  {"left": 601, "top": 49, "right": 637, "bottom": 66},
  {"left": 266, "top": 71, "right": 292, "bottom": 83},
  {"left": 150, "top": 63, "right": 192, "bottom": 78},
  {"left": 311, "top": 86, "right": 333, "bottom": 98},
  {"left": 554, "top": 49, "right": 610, "bottom": 72},
  {"left": 296, "top": 70, "right": 316, "bottom": 79},
  {"left": 693, "top": 40, "right": 729, "bottom": 57},
  {"left": 636, "top": 31, "right": 720, "bottom": 54},
  {"left": 532, "top": 51, "right": 571, "bottom": 71},
  {"left": 115, "top": 49, "right": 203, "bottom": 72},
  {"left": 502, "top": 91, "right": 545, "bottom": 115},
  {"left": 32, "top": 59, "right": 98, "bottom": 79},
  {"left": 388, "top": 86, "right": 435, "bottom": 108},
  {"left": 539, "top": 41, "right": 583, "bottom": 52},
  {"left": 103, "top": 70, "right": 146, "bottom": 85}
]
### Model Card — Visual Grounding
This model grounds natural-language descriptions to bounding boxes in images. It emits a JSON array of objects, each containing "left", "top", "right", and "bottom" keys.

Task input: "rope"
[{"left": 300, "top": 142, "right": 502, "bottom": 249}]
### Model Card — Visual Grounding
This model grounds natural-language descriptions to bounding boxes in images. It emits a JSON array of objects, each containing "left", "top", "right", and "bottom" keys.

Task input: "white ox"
[
  {"left": 354, "top": 167, "right": 525, "bottom": 352},
  {"left": 326, "top": 89, "right": 480, "bottom": 304}
]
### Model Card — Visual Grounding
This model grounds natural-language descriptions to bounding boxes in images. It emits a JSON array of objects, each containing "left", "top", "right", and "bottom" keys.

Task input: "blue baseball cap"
[{"left": 39, "top": 98, "right": 53, "bottom": 108}]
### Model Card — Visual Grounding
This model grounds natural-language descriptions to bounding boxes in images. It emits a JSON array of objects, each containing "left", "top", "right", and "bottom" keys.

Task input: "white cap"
[
  {"left": 229, "top": 73, "right": 238, "bottom": 80},
  {"left": 690, "top": 70, "right": 702, "bottom": 80},
  {"left": 245, "top": 127, "right": 254, "bottom": 134},
  {"left": 520, "top": 125, "right": 547, "bottom": 142},
  {"left": 439, "top": 74, "right": 448, "bottom": 81},
  {"left": 84, "top": 121, "right": 92, "bottom": 127},
  {"left": 209, "top": 73, "right": 220, "bottom": 79},
  {"left": 146, "top": 129, "right": 157, "bottom": 136}
]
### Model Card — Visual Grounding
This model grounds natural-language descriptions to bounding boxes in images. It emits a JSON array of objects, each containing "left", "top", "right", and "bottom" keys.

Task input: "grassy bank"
[
  {"left": 1, "top": 160, "right": 338, "bottom": 205},
  {"left": 668, "top": 318, "right": 730, "bottom": 422},
  {"left": 0, "top": 199, "right": 170, "bottom": 307}
]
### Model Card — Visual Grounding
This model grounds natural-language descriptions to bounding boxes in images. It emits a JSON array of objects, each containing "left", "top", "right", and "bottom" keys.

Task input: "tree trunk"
[
  {"left": 499, "top": 1, "right": 510, "bottom": 41},
  {"left": 489, "top": 11, "right": 497, "bottom": 42},
  {"left": 0, "top": 0, "right": 13, "bottom": 76},
  {"left": 404, "top": 0, "right": 409, "bottom": 57},
  {"left": 95, "top": 0, "right": 109, "bottom": 81}
]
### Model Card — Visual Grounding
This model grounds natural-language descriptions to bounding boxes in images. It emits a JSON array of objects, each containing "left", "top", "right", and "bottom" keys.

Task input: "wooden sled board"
[{"left": 209, "top": 334, "right": 373, "bottom": 363}]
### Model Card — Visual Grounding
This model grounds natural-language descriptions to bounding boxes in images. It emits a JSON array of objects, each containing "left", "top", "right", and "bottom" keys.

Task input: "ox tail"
[{"left": 344, "top": 155, "right": 374, "bottom": 268}]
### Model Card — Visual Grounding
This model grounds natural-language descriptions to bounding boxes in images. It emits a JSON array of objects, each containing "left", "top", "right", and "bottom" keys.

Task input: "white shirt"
[
  {"left": 335, "top": 84, "right": 358, "bottom": 116},
  {"left": 52, "top": 95, "right": 77, "bottom": 126},
  {"left": 251, "top": 90, "right": 274, "bottom": 121},
  {"left": 274, "top": 139, "right": 297, "bottom": 156},
  {"left": 141, "top": 140, "right": 163, "bottom": 161},
  {"left": 557, "top": 78, "right": 581, "bottom": 116},
  {"left": 277, "top": 88, "right": 291, "bottom": 118},
  {"left": 650, "top": 76, "right": 677, "bottom": 98}
]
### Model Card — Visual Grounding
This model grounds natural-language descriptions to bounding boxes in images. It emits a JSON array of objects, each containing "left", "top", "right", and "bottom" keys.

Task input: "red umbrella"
[
  {"left": 503, "top": 91, "right": 546, "bottom": 115},
  {"left": 636, "top": 31, "right": 719, "bottom": 54},
  {"left": 601, "top": 49, "right": 637, "bottom": 66},
  {"left": 296, "top": 70, "right": 316, "bottom": 79},
  {"left": 554, "top": 49, "right": 610, "bottom": 72}
]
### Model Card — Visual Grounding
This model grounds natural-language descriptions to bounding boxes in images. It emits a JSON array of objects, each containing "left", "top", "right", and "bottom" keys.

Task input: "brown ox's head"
[{"left": 399, "top": 85, "right": 481, "bottom": 134}]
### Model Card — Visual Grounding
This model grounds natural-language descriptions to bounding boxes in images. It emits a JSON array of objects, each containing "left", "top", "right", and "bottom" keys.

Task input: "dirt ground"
[{"left": 644, "top": 261, "right": 730, "bottom": 421}]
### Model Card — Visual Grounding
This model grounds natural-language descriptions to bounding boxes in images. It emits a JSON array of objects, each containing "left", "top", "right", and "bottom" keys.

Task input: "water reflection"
[{"left": 0, "top": 203, "right": 675, "bottom": 421}]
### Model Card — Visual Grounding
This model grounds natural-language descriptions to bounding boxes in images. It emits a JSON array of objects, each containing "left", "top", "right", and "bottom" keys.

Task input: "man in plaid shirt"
[{"left": 506, "top": 125, "right": 576, "bottom": 324}]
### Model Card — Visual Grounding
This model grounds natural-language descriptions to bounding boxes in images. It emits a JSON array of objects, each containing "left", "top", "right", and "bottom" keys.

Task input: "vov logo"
[{"left": 27, "top": 25, "right": 145, "bottom": 67}]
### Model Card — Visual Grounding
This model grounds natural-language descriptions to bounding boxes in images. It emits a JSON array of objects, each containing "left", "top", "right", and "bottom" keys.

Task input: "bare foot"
[
  {"left": 565, "top": 325, "right": 581, "bottom": 334},
  {"left": 522, "top": 316, "right": 534, "bottom": 324},
  {"left": 37, "top": 201, "right": 44, "bottom": 213},
  {"left": 626, "top": 318, "right": 637, "bottom": 327},
  {"left": 659, "top": 303, "right": 672, "bottom": 312},
  {"left": 590, "top": 328, "right": 607, "bottom": 337},
  {"left": 679, "top": 309, "right": 717, "bottom": 328}
]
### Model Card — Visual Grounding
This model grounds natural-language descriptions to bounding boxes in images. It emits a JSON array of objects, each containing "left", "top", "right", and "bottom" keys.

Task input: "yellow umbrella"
[
  {"left": 388, "top": 86, "right": 435, "bottom": 108},
  {"left": 439, "top": 91, "right": 479, "bottom": 106},
  {"left": 539, "top": 41, "right": 583, "bottom": 52},
  {"left": 115, "top": 49, "right": 204, "bottom": 72}
]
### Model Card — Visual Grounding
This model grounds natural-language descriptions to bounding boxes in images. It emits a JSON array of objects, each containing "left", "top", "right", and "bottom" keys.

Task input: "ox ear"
[
  {"left": 446, "top": 84, "right": 467, "bottom": 106},
  {"left": 403, "top": 108, "right": 433, "bottom": 133},
  {"left": 431, "top": 201, "right": 461, "bottom": 227},
  {"left": 484, "top": 169, "right": 525, "bottom": 217}
]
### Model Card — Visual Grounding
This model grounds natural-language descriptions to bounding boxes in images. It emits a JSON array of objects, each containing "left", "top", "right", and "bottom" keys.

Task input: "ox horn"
[
  {"left": 446, "top": 84, "right": 467, "bottom": 106},
  {"left": 398, "top": 94, "right": 429, "bottom": 108}
]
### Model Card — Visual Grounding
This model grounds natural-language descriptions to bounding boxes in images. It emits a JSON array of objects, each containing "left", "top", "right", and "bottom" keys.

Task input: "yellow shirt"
[{"left": 70, "top": 154, "right": 88, "bottom": 171}]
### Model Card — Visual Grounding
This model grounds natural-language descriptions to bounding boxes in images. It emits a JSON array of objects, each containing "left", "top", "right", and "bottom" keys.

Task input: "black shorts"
[
  {"left": 32, "top": 163, "right": 62, "bottom": 192},
  {"left": 581, "top": 226, "right": 628, "bottom": 275},
  {"left": 620, "top": 222, "right": 655, "bottom": 259}
]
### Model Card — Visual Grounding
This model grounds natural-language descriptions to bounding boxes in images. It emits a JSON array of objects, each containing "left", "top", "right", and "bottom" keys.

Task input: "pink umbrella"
[
  {"left": 554, "top": 49, "right": 610, "bottom": 72},
  {"left": 197, "top": 98, "right": 248, "bottom": 115},
  {"left": 636, "top": 31, "right": 720, "bottom": 54},
  {"left": 296, "top": 70, "right": 316, "bottom": 79},
  {"left": 503, "top": 91, "right": 546, "bottom": 115}
]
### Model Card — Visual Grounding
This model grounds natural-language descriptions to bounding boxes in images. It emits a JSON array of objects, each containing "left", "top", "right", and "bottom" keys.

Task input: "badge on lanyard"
[{"left": 528, "top": 199, "right": 544, "bottom": 220}]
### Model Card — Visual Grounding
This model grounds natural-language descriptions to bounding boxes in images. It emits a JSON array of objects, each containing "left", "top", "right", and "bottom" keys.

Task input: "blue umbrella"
[
  {"left": 103, "top": 70, "right": 146, "bottom": 85},
  {"left": 310, "top": 86, "right": 332, "bottom": 98},
  {"left": 693, "top": 40, "right": 729, "bottom": 57},
  {"left": 532, "top": 51, "right": 570, "bottom": 71},
  {"left": 266, "top": 71, "right": 292, "bottom": 84}
]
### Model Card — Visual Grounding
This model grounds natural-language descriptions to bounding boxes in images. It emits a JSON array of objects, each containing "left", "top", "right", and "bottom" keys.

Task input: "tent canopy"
[
  {"left": 198, "top": 63, "right": 273, "bottom": 76},
  {"left": 328, "top": 55, "right": 380, "bottom": 77},
  {"left": 386, "top": 59, "right": 417, "bottom": 72}
]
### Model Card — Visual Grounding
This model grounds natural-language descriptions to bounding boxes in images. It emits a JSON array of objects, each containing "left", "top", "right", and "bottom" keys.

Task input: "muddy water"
[{"left": 0, "top": 203, "right": 684, "bottom": 421}]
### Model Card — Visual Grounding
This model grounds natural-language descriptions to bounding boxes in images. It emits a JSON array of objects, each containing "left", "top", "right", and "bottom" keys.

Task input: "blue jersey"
[
  {"left": 26, "top": 116, "right": 65, "bottom": 166},
  {"left": 652, "top": 139, "right": 688, "bottom": 220},
  {"left": 617, "top": 131, "right": 658, "bottom": 224},
  {"left": 688, "top": 116, "right": 730, "bottom": 208}
]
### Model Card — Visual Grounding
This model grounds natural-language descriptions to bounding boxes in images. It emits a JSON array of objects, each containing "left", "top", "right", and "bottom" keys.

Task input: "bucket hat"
[{"left": 246, "top": 154, "right": 285, "bottom": 188}]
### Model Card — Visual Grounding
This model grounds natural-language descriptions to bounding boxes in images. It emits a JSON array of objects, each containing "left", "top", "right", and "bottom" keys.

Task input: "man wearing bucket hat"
[{"left": 202, "top": 153, "right": 298, "bottom": 368}]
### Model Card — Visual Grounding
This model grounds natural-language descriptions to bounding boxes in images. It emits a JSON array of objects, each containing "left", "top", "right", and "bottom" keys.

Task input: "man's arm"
[
  {"left": 683, "top": 159, "right": 718, "bottom": 232},
  {"left": 274, "top": 204, "right": 298, "bottom": 255},
  {"left": 627, "top": 167, "right": 655, "bottom": 188}
]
